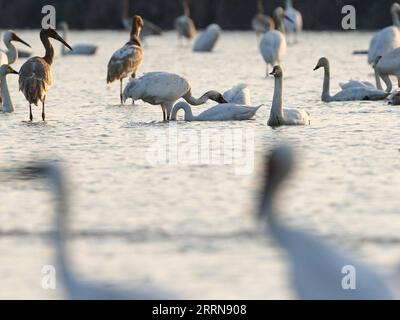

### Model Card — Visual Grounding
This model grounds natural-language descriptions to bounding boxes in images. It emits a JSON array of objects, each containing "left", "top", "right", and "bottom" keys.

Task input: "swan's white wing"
[
  {"left": 283, "top": 108, "right": 310, "bottom": 125},
  {"left": 223, "top": 84, "right": 251, "bottom": 105},
  {"left": 196, "top": 104, "right": 259, "bottom": 121},
  {"left": 332, "top": 88, "right": 389, "bottom": 101},
  {"left": 193, "top": 24, "right": 221, "bottom": 52},
  {"left": 339, "top": 80, "right": 375, "bottom": 90},
  {"left": 368, "top": 26, "right": 400, "bottom": 64}
]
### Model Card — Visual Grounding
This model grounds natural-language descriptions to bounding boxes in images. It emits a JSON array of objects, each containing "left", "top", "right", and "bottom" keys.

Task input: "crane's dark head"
[
  {"left": 133, "top": 15, "right": 144, "bottom": 29},
  {"left": 41, "top": 28, "right": 72, "bottom": 51},
  {"left": 4, "top": 31, "right": 31, "bottom": 48}
]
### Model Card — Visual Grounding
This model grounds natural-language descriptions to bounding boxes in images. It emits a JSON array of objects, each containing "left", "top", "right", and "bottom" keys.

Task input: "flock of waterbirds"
[{"left": 1, "top": 0, "right": 400, "bottom": 299}]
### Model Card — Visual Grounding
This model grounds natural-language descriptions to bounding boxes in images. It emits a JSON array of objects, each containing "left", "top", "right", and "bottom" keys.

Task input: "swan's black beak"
[
  {"left": 8, "top": 67, "right": 19, "bottom": 75},
  {"left": 313, "top": 66, "right": 320, "bottom": 71},
  {"left": 218, "top": 94, "right": 228, "bottom": 103}
]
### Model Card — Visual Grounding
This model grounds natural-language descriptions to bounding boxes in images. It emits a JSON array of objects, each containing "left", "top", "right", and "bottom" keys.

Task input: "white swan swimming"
[
  {"left": 122, "top": 72, "right": 227, "bottom": 121},
  {"left": 258, "top": 145, "right": 395, "bottom": 300},
  {"left": 252, "top": 0, "right": 275, "bottom": 39},
  {"left": 175, "top": 0, "right": 196, "bottom": 42},
  {"left": 223, "top": 84, "right": 251, "bottom": 105},
  {"left": 18, "top": 162, "right": 172, "bottom": 300},
  {"left": 313, "top": 57, "right": 389, "bottom": 102},
  {"left": 259, "top": 7, "right": 292, "bottom": 76},
  {"left": 374, "top": 48, "right": 400, "bottom": 92},
  {"left": 268, "top": 66, "right": 310, "bottom": 126},
  {"left": 368, "top": 3, "right": 400, "bottom": 65},
  {"left": 59, "top": 22, "right": 97, "bottom": 56},
  {"left": 170, "top": 101, "right": 262, "bottom": 121},
  {"left": 193, "top": 24, "right": 221, "bottom": 52},
  {"left": 284, "top": 0, "right": 303, "bottom": 43},
  {"left": 0, "top": 65, "right": 19, "bottom": 113}
]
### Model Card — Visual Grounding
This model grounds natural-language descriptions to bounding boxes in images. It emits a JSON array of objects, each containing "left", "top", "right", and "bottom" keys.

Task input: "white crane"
[
  {"left": 58, "top": 22, "right": 97, "bottom": 56},
  {"left": 258, "top": 145, "right": 395, "bottom": 299},
  {"left": 122, "top": 72, "right": 227, "bottom": 121},
  {"left": 170, "top": 101, "right": 262, "bottom": 121},
  {"left": 313, "top": 57, "right": 389, "bottom": 102},
  {"left": 0, "top": 65, "right": 19, "bottom": 113},
  {"left": 284, "top": 0, "right": 303, "bottom": 43},
  {"left": 17, "top": 162, "right": 172, "bottom": 299},
  {"left": 268, "top": 66, "right": 310, "bottom": 126},
  {"left": 368, "top": 3, "right": 400, "bottom": 65}
]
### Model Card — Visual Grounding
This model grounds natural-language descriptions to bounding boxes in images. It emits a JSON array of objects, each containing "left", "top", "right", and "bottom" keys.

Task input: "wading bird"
[
  {"left": 374, "top": 48, "right": 400, "bottom": 92},
  {"left": 107, "top": 15, "right": 144, "bottom": 104},
  {"left": 175, "top": 0, "right": 196, "bottom": 42},
  {"left": 122, "top": 72, "right": 227, "bottom": 121},
  {"left": 252, "top": 0, "right": 275, "bottom": 39},
  {"left": 0, "top": 65, "right": 19, "bottom": 113},
  {"left": 313, "top": 57, "right": 389, "bottom": 102},
  {"left": 284, "top": 0, "right": 303, "bottom": 43},
  {"left": 18, "top": 28, "right": 72, "bottom": 121},
  {"left": 368, "top": 3, "right": 400, "bottom": 65},
  {"left": 258, "top": 145, "right": 394, "bottom": 299},
  {"left": 58, "top": 22, "right": 97, "bottom": 56},
  {"left": 170, "top": 101, "right": 262, "bottom": 121},
  {"left": 193, "top": 24, "right": 221, "bottom": 52},
  {"left": 268, "top": 66, "right": 310, "bottom": 126},
  {"left": 16, "top": 162, "right": 171, "bottom": 300}
]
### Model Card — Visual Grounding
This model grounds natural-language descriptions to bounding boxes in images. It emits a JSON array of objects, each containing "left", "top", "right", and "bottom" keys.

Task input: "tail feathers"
[{"left": 21, "top": 78, "right": 47, "bottom": 106}]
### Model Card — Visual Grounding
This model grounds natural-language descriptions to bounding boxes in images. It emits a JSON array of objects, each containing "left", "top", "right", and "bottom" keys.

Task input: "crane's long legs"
[
  {"left": 42, "top": 96, "right": 46, "bottom": 121},
  {"left": 120, "top": 79, "right": 123, "bottom": 105},
  {"left": 130, "top": 72, "right": 136, "bottom": 105},
  {"left": 29, "top": 104, "right": 33, "bottom": 121}
]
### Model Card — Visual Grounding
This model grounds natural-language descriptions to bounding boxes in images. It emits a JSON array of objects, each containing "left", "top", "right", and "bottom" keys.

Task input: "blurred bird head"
[
  {"left": 205, "top": 90, "right": 228, "bottom": 104},
  {"left": 41, "top": 28, "right": 72, "bottom": 51},
  {"left": 313, "top": 57, "right": 329, "bottom": 71},
  {"left": 133, "top": 15, "right": 144, "bottom": 29},
  {"left": 3, "top": 31, "right": 31, "bottom": 48},
  {"left": 270, "top": 65, "right": 283, "bottom": 78},
  {"left": 0, "top": 64, "right": 19, "bottom": 77}
]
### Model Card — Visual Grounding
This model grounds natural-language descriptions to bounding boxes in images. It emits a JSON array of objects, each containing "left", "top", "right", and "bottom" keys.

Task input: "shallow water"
[{"left": 0, "top": 30, "right": 399, "bottom": 299}]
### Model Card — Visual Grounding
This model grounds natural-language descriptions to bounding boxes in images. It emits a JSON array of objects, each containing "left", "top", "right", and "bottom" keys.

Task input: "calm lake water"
[{"left": 0, "top": 30, "right": 399, "bottom": 299}]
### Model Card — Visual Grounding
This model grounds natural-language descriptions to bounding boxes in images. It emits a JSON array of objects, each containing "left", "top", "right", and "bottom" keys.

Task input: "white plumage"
[
  {"left": 374, "top": 47, "right": 400, "bottom": 92},
  {"left": 223, "top": 84, "right": 251, "bottom": 105},
  {"left": 59, "top": 22, "right": 97, "bottom": 56},
  {"left": 284, "top": 0, "right": 303, "bottom": 42},
  {"left": 193, "top": 24, "right": 221, "bottom": 52}
]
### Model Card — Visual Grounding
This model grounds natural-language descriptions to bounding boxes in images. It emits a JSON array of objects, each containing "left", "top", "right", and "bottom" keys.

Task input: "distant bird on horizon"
[
  {"left": 58, "top": 22, "right": 97, "bottom": 56},
  {"left": 193, "top": 24, "right": 221, "bottom": 52},
  {"left": 107, "top": 15, "right": 144, "bottom": 104},
  {"left": 252, "top": 0, "right": 275, "bottom": 40},
  {"left": 284, "top": 0, "right": 303, "bottom": 44},
  {"left": 175, "top": 0, "right": 197, "bottom": 43},
  {"left": 18, "top": 28, "right": 72, "bottom": 121}
]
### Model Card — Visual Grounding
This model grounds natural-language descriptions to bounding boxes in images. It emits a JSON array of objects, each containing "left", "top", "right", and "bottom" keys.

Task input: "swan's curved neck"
[
  {"left": 4, "top": 39, "right": 17, "bottom": 64},
  {"left": 171, "top": 103, "right": 194, "bottom": 121},
  {"left": 321, "top": 63, "right": 331, "bottom": 102},
  {"left": 269, "top": 76, "right": 285, "bottom": 124},
  {"left": 183, "top": 0, "right": 190, "bottom": 16},
  {"left": 0, "top": 75, "right": 14, "bottom": 112},
  {"left": 392, "top": 9, "right": 400, "bottom": 27},
  {"left": 183, "top": 90, "right": 213, "bottom": 106},
  {"left": 286, "top": 0, "right": 293, "bottom": 9},
  {"left": 41, "top": 33, "right": 54, "bottom": 65},
  {"left": 258, "top": 0, "right": 265, "bottom": 14}
]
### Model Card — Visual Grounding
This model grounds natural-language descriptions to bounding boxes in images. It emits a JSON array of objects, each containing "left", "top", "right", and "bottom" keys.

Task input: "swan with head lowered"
[
  {"left": 0, "top": 65, "right": 19, "bottom": 113},
  {"left": 368, "top": 3, "right": 400, "bottom": 65},
  {"left": 258, "top": 145, "right": 395, "bottom": 300},
  {"left": 123, "top": 72, "right": 227, "bottom": 121},
  {"left": 58, "top": 22, "right": 97, "bottom": 56},
  {"left": 15, "top": 162, "right": 173, "bottom": 300},
  {"left": 170, "top": 101, "right": 262, "bottom": 121},
  {"left": 313, "top": 57, "right": 389, "bottom": 102},
  {"left": 268, "top": 66, "right": 310, "bottom": 126}
]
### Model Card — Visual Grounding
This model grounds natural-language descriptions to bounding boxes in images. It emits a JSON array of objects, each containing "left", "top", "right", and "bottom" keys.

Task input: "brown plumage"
[
  {"left": 19, "top": 28, "right": 72, "bottom": 121},
  {"left": 174, "top": 0, "right": 196, "bottom": 40},
  {"left": 107, "top": 15, "right": 144, "bottom": 104}
]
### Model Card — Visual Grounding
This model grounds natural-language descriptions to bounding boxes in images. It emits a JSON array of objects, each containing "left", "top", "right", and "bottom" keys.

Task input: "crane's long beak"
[
  {"left": 284, "top": 14, "right": 295, "bottom": 24},
  {"left": 13, "top": 34, "right": 31, "bottom": 48},
  {"left": 53, "top": 33, "right": 73, "bottom": 51}
]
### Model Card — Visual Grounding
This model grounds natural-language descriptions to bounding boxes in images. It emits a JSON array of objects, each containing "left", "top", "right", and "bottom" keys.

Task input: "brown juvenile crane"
[
  {"left": 107, "top": 15, "right": 144, "bottom": 104},
  {"left": 19, "top": 28, "right": 72, "bottom": 121}
]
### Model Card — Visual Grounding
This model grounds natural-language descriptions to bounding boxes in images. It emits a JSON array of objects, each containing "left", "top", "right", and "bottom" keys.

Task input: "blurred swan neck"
[
  {"left": 258, "top": 0, "right": 265, "bottom": 14},
  {"left": 4, "top": 39, "right": 17, "bottom": 64},
  {"left": 286, "top": 0, "right": 293, "bottom": 9},
  {"left": 270, "top": 76, "right": 284, "bottom": 121},
  {"left": 183, "top": 90, "right": 210, "bottom": 105},
  {"left": 392, "top": 9, "right": 400, "bottom": 27},
  {"left": 322, "top": 64, "right": 331, "bottom": 102},
  {"left": 1, "top": 76, "right": 14, "bottom": 112},
  {"left": 183, "top": 0, "right": 190, "bottom": 16},
  {"left": 171, "top": 103, "right": 194, "bottom": 121}
]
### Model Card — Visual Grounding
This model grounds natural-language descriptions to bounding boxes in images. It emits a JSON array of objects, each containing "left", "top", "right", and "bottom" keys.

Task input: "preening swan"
[
  {"left": 193, "top": 24, "right": 221, "bottom": 52},
  {"left": 284, "top": 0, "right": 303, "bottom": 43},
  {"left": 223, "top": 84, "right": 251, "bottom": 105},
  {"left": 368, "top": 3, "right": 400, "bottom": 65},
  {"left": 0, "top": 65, "right": 19, "bottom": 113},
  {"left": 313, "top": 57, "right": 389, "bottom": 102},
  {"left": 0, "top": 31, "right": 31, "bottom": 66},
  {"left": 175, "top": 0, "right": 196, "bottom": 42},
  {"left": 122, "top": 72, "right": 227, "bottom": 121},
  {"left": 18, "top": 28, "right": 72, "bottom": 121},
  {"left": 58, "top": 22, "right": 97, "bottom": 56},
  {"left": 107, "top": 15, "right": 144, "bottom": 104},
  {"left": 170, "top": 101, "right": 262, "bottom": 121},
  {"left": 268, "top": 66, "right": 310, "bottom": 126},
  {"left": 258, "top": 145, "right": 394, "bottom": 300},
  {"left": 259, "top": 7, "right": 292, "bottom": 76},
  {"left": 252, "top": 0, "right": 275, "bottom": 39},
  {"left": 374, "top": 48, "right": 400, "bottom": 92},
  {"left": 17, "top": 162, "right": 172, "bottom": 300}
]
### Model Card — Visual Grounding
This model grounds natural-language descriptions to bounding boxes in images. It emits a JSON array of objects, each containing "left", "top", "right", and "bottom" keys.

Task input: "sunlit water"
[{"left": 0, "top": 30, "right": 399, "bottom": 299}]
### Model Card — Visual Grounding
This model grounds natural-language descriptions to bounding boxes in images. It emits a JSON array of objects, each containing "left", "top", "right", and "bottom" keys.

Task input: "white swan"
[
  {"left": 339, "top": 80, "right": 376, "bottom": 90},
  {"left": 0, "top": 65, "right": 19, "bottom": 113},
  {"left": 258, "top": 145, "right": 395, "bottom": 300},
  {"left": 313, "top": 57, "right": 389, "bottom": 102},
  {"left": 193, "top": 24, "right": 221, "bottom": 52},
  {"left": 59, "top": 22, "right": 97, "bottom": 56},
  {"left": 0, "top": 31, "right": 31, "bottom": 66},
  {"left": 252, "top": 0, "right": 275, "bottom": 39},
  {"left": 259, "top": 7, "right": 291, "bottom": 76},
  {"left": 122, "top": 72, "right": 227, "bottom": 121},
  {"left": 368, "top": 3, "right": 400, "bottom": 65},
  {"left": 175, "top": 0, "right": 196, "bottom": 41},
  {"left": 170, "top": 101, "right": 262, "bottom": 121},
  {"left": 284, "top": 0, "right": 303, "bottom": 43},
  {"left": 223, "top": 84, "right": 251, "bottom": 105},
  {"left": 18, "top": 162, "right": 172, "bottom": 300},
  {"left": 268, "top": 66, "right": 310, "bottom": 126},
  {"left": 374, "top": 48, "right": 400, "bottom": 92}
]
